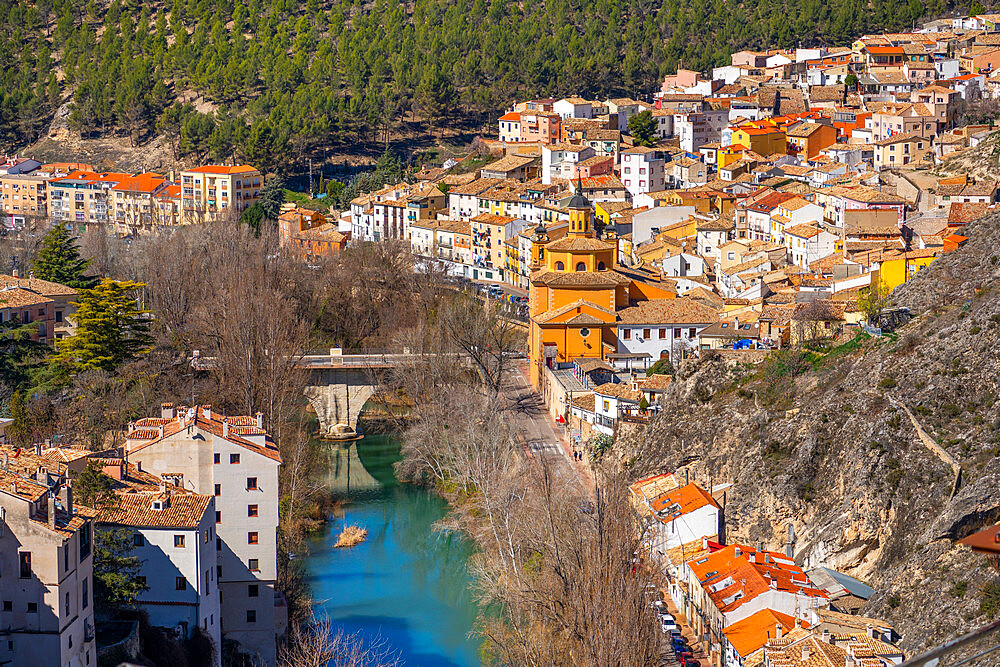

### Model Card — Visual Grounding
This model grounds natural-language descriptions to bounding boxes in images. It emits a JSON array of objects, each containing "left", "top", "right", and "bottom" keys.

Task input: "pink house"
[
  {"left": 573, "top": 155, "right": 615, "bottom": 179},
  {"left": 661, "top": 69, "right": 702, "bottom": 91}
]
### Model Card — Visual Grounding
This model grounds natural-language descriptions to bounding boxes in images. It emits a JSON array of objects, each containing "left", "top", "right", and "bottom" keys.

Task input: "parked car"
[{"left": 661, "top": 619, "right": 678, "bottom": 633}]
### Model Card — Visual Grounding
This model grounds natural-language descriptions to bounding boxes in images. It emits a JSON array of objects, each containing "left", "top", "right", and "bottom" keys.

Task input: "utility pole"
[{"left": 308, "top": 157, "right": 313, "bottom": 198}]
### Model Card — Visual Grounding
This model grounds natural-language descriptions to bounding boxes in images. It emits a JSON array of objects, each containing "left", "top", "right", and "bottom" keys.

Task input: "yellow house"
[
  {"left": 730, "top": 126, "right": 787, "bottom": 157},
  {"left": 656, "top": 190, "right": 714, "bottom": 212},
  {"left": 528, "top": 180, "right": 673, "bottom": 388},
  {"left": 874, "top": 249, "right": 938, "bottom": 292},
  {"left": 718, "top": 144, "right": 750, "bottom": 168}
]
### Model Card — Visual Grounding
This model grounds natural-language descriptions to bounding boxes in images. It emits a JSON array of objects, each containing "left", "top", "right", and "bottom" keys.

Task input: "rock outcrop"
[{"left": 621, "top": 212, "right": 1000, "bottom": 653}]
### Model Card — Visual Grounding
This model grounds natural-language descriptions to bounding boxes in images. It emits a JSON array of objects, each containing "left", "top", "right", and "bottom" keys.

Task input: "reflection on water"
[{"left": 305, "top": 435, "right": 481, "bottom": 666}]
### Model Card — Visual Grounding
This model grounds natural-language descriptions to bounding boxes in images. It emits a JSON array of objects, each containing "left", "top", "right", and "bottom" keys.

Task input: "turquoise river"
[{"left": 304, "top": 434, "right": 482, "bottom": 666}]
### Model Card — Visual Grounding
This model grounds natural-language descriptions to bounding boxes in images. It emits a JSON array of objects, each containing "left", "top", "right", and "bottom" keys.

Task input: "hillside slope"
[
  {"left": 0, "top": 0, "right": 963, "bottom": 171},
  {"left": 622, "top": 212, "right": 1000, "bottom": 652}
]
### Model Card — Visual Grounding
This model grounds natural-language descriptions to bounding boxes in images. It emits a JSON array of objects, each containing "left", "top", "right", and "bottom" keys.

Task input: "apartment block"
[
  {"left": 47, "top": 171, "right": 131, "bottom": 230},
  {"left": 109, "top": 173, "right": 170, "bottom": 234},
  {"left": 620, "top": 147, "right": 667, "bottom": 198},
  {"left": 178, "top": 166, "right": 262, "bottom": 224},
  {"left": 124, "top": 404, "right": 283, "bottom": 665},
  {"left": 0, "top": 172, "right": 49, "bottom": 228},
  {"left": 100, "top": 489, "right": 221, "bottom": 667},
  {"left": 0, "top": 470, "right": 98, "bottom": 667}
]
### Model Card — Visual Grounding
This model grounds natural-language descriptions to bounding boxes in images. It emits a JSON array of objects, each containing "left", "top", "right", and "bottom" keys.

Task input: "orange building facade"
[{"left": 527, "top": 182, "right": 673, "bottom": 387}]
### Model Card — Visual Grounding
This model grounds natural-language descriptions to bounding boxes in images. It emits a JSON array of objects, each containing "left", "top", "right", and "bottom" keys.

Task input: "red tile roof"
[{"left": 688, "top": 543, "right": 828, "bottom": 614}]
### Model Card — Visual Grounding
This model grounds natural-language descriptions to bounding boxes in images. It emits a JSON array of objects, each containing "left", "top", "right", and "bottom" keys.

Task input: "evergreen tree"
[
  {"left": 0, "top": 316, "right": 48, "bottom": 392},
  {"left": 32, "top": 225, "right": 95, "bottom": 289},
  {"left": 240, "top": 202, "right": 266, "bottom": 235},
  {"left": 94, "top": 528, "right": 147, "bottom": 610},
  {"left": 258, "top": 175, "right": 286, "bottom": 220},
  {"left": 75, "top": 461, "right": 118, "bottom": 509},
  {"left": 627, "top": 110, "right": 657, "bottom": 147},
  {"left": 6, "top": 391, "right": 32, "bottom": 447},
  {"left": 55, "top": 279, "right": 153, "bottom": 373}
]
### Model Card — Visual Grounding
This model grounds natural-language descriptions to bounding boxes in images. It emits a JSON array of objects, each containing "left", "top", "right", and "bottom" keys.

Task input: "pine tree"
[
  {"left": 6, "top": 391, "right": 32, "bottom": 447},
  {"left": 31, "top": 225, "right": 95, "bottom": 289},
  {"left": 94, "top": 528, "right": 147, "bottom": 610},
  {"left": 55, "top": 279, "right": 153, "bottom": 373},
  {"left": 627, "top": 110, "right": 657, "bottom": 147},
  {"left": 75, "top": 461, "right": 118, "bottom": 509},
  {"left": 258, "top": 175, "right": 286, "bottom": 219}
]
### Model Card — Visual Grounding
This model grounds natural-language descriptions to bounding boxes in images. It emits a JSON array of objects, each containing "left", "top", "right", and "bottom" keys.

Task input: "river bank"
[{"left": 304, "top": 434, "right": 483, "bottom": 666}]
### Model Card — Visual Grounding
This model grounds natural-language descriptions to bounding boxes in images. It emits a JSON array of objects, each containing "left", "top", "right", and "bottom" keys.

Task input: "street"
[{"left": 503, "top": 360, "right": 593, "bottom": 493}]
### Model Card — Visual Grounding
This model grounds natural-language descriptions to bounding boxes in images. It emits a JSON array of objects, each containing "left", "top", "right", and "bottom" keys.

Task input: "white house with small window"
[
  {"left": 615, "top": 297, "right": 720, "bottom": 365},
  {"left": 125, "top": 404, "right": 283, "bottom": 665},
  {"left": 783, "top": 223, "right": 838, "bottom": 268},
  {"left": 101, "top": 490, "right": 221, "bottom": 665}
]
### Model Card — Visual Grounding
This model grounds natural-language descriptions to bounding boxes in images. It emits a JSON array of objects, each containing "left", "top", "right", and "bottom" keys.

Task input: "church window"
[
  {"left": 555, "top": 261, "right": 565, "bottom": 270},
  {"left": 575, "top": 262, "right": 586, "bottom": 271}
]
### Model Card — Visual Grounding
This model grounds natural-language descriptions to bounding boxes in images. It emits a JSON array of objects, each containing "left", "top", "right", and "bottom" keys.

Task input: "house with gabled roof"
[
  {"left": 685, "top": 544, "right": 829, "bottom": 662},
  {"left": 125, "top": 404, "right": 283, "bottom": 665}
]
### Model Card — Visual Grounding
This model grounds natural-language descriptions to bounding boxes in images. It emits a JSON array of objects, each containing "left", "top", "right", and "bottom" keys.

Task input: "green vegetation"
[
  {"left": 31, "top": 225, "right": 95, "bottom": 289},
  {"left": 94, "top": 527, "right": 148, "bottom": 610},
  {"left": 627, "top": 110, "right": 656, "bottom": 147},
  {"left": 0, "top": 0, "right": 956, "bottom": 169},
  {"left": 75, "top": 461, "right": 118, "bottom": 509},
  {"left": 983, "top": 580, "right": 1000, "bottom": 619},
  {"left": 949, "top": 580, "right": 968, "bottom": 598},
  {"left": 55, "top": 279, "right": 153, "bottom": 373},
  {"left": 647, "top": 358, "right": 674, "bottom": 375}
]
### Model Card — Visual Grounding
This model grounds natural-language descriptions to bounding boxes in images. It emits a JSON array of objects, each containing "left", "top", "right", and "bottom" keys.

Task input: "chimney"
[
  {"left": 735, "top": 316, "right": 740, "bottom": 328},
  {"left": 770, "top": 578, "right": 777, "bottom": 589},
  {"left": 255, "top": 412, "right": 263, "bottom": 429},
  {"left": 47, "top": 493, "right": 57, "bottom": 530},
  {"left": 12, "top": 267, "right": 19, "bottom": 278},
  {"left": 60, "top": 485, "right": 73, "bottom": 515},
  {"left": 823, "top": 628, "right": 833, "bottom": 644},
  {"left": 802, "top": 645, "right": 811, "bottom": 661},
  {"left": 775, "top": 623, "right": 783, "bottom": 639},
  {"left": 34, "top": 443, "right": 42, "bottom": 456},
  {"left": 157, "top": 424, "right": 164, "bottom": 439},
  {"left": 159, "top": 482, "right": 167, "bottom": 495},
  {"left": 161, "top": 402, "right": 175, "bottom": 419},
  {"left": 702, "top": 536, "right": 709, "bottom": 550},
  {"left": 793, "top": 617, "right": 800, "bottom": 629},
  {"left": 734, "top": 545, "right": 742, "bottom": 558},
  {"left": 222, "top": 419, "right": 229, "bottom": 438},
  {"left": 764, "top": 552, "right": 770, "bottom": 563},
  {"left": 1, "top": 451, "right": 6, "bottom": 468},
  {"left": 202, "top": 405, "right": 212, "bottom": 419},
  {"left": 866, "top": 624, "right": 876, "bottom": 639},
  {"left": 845, "top": 657, "right": 856, "bottom": 667}
]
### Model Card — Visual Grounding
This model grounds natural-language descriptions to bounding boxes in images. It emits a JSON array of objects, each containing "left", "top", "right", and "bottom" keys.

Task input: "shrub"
[
  {"left": 879, "top": 375, "right": 897, "bottom": 390},
  {"left": 887, "top": 593, "right": 902, "bottom": 608},
  {"left": 950, "top": 580, "right": 968, "bottom": 599},
  {"left": 982, "top": 580, "right": 1000, "bottom": 619}
]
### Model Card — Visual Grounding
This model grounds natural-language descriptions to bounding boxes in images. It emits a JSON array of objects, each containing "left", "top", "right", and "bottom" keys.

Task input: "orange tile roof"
[
  {"left": 688, "top": 543, "right": 829, "bottom": 614},
  {"left": 112, "top": 172, "right": 166, "bottom": 193},
  {"left": 185, "top": 165, "right": 258, "bottom": 175},
  {"left": 724, "top": 608, "right": 807, "bottom": 658},
  {"left": 647, "top": 483, "right": 720, "bottom": 520},
  {"left": 498, "top": 111, "right": 521, "bottom": 122},
  {"left": 101, "top": 490, "right": 212, "bottom": 528},
  {"left": 127, "top": 406, "right": 280, "bottom": 463}
]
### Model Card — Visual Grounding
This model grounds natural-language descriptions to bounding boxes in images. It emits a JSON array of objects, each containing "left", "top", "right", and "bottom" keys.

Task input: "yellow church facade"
[{"left": 527, "top": 181, "right": 674, "bottom": 388}]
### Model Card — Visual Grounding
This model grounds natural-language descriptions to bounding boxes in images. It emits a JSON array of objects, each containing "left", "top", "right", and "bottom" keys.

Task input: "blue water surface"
[{"left": 305, "top": 435, "right": 482, "bottom": 666}]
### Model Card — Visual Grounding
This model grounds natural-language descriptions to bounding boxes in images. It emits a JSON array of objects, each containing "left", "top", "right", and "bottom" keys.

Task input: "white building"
[
  {"left": 541, "top": 144, "right": 596, "bottom": 185},
  {"left": 0, "top": 472, "right": 97, "bottom": 667},
  {"left": 620, "top": 147, "right": 667, "bottom": 198},
  {"left": 784, "top": 223, "right": 838, "bottom": 268},
  {"left": 674, "top": 110, "right": 730, "bottom": 152},
  {"left": 101, "top": 490, "right": 221, "bottom": 666},
  {"left": 630, "top": 482, "right": 721, "bottom": 562},
  {"left": 615, "top": 297, "right": 719, "bottom": 365},
  {"left": 553, "top": 97, "right": 594, "bottom": 119},
  {"left": 125, "top": 405, "right": 283, "bottom": 666}
]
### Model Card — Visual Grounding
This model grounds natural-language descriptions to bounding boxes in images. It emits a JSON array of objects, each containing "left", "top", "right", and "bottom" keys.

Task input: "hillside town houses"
[
  {"left": 5, "top": 12, "right": 1000, "bottom": 665},
  {"left": 0, "top": 405, "right": 285, "bottom": 667},
  {"left": 0, "top": 158, "right": 262, "bottom": 234}
]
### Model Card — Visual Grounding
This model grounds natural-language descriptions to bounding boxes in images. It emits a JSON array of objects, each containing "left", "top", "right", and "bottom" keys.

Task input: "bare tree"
[{"left": 279, "top": 613, "right": 400, "bottom": 667}]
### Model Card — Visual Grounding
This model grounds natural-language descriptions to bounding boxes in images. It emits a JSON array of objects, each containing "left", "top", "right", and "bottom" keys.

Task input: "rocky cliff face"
[{"left": 621, "top": 213, "right": 1000, "bottom": 652}]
